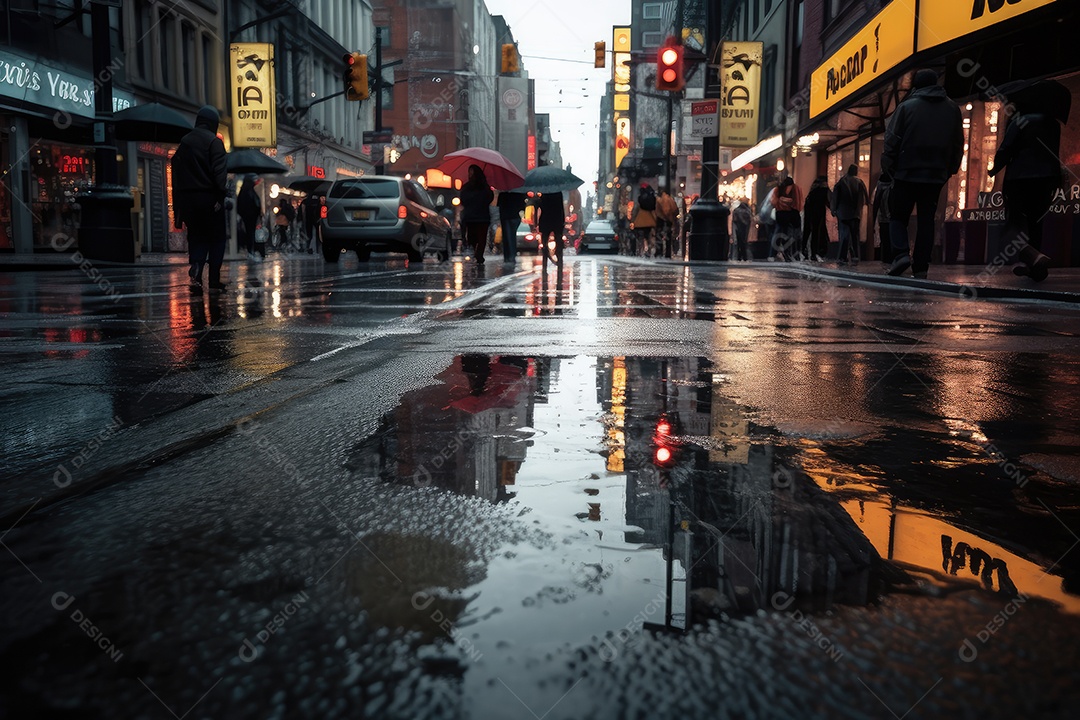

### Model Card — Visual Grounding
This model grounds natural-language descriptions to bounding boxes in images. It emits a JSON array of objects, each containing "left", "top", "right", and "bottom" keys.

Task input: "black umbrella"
[
  {"left": 288, "top": 175, "right": 331, "bottom": 194},
  {"left": 226, "top": 148, "right": 288, "bottom": 175},
  {"left": 515, "top": 165, "right": 584, "bottom": 194},
  {"left": 994, "top": 79, "right": 1071, "bottom": 124},
  {"left": 114, "top": 102, "right": 192, "bottom": 143}
]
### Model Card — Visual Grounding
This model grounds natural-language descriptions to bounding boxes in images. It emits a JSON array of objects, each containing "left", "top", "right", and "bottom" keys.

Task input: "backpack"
[{"left": 638, "top": 187, "right": 656, "bottom": 211}]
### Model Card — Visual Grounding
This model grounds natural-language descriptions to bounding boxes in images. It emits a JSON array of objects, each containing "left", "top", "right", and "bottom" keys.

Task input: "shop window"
[{"left": 30, "top": 144, "right": 94, "bottom": 249}]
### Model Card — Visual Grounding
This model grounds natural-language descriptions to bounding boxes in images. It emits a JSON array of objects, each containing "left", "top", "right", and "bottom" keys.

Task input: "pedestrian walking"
[
  {"left": 460, "top": 164, "right": 494, "bottom": 265},
  {"left": 171, "top": 105, "right": 228, "bottom": 292},
  {"left": 882, "top": 69, "right": 964, "bottom": 278},
  {"left": 832, "top": 165, "right": 869, "bottom": 265},
  {"left": 631, "top": 183, "right": 658, "bottom": 257},
  {"left": 989, "top": 80, "right": 1068, "bottom": 282},
  {"left": 497, "top": 190, "right": 526, "bottom": 263},
  {"left": 803, "top": 175, "right": 831, "bottom": 261},
  {"left": 731, "top": 199, "right": 753, "bottom": 261},
  {"left": 656, "top": 188, "right": 680, "bottom": 258},
  {"left": 536, "top": 190, "right": 565, "bottom": 266},
  {"left": 873, "top": 173, "right": 893, "bottom": 267},
  {"left": 768, "top": 177, "right": 803, "bottom": 261},
  {"left": 301, "top": 192, "right": 322, "bottom": 254},
  {"left": 236, "top": 174, "right": 262, "bottom": 261},
  {"left": 274, "top": 197, "right": 296, "bottom": 252}
]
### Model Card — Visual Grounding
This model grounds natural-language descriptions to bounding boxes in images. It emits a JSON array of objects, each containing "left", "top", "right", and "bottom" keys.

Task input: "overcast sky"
[{"left": 485, "top": 0, "right": 629, "bottom": 200}]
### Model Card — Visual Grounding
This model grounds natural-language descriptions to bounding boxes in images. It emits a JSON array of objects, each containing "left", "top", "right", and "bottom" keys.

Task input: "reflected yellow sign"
[
  {"left": 230, "top": 43, "right": 277, "bottom": 148},
  {"left": 809, "top": 1, "right": 915, "bottom": 119},
  {"left": 918, "top": 0, "right": 1057, "bottom": 52}
]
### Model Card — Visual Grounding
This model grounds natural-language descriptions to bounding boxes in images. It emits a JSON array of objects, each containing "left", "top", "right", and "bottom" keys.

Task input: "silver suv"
[{"left": 321, "top": 176, "right": 451, "bottom": 262}]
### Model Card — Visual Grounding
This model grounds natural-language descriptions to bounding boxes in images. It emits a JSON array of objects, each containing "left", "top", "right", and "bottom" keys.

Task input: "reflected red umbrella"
[{"left": 436, "top": 148, "right": 525, "bottom": 191}]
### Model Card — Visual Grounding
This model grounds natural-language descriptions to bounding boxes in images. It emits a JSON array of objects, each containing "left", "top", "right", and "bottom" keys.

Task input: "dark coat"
[
  {"left": 991, "top": 113, "right": 1062, "bottom": 182},
  {"left": 237, "top": 184, "right": 261, "bottom": 223},
  {"left": 460, "top": 182, "right": 494, "bottom": 224},
  {"left": 881, "top": 85, "right": 964, "bottom": 184},
  {"left": 537, "top": 192, "right": 565, "bottom": 233},
  {"left": 497, "top": 191, "right": 526, "bottom": 222},
  {"left": 831, "top": 175, "right": 869, "bottom": 221},
  {"left": 171, "top": 124, "right": 227, "bottom": 226},
  {"left": 804, "top": 180, "right": 831, "bottom": 220}
]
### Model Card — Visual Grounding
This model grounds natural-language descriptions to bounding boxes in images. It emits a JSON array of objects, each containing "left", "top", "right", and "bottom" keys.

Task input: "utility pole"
[{"left": 686, "top": 0, "right": 729, "bottom": 262}]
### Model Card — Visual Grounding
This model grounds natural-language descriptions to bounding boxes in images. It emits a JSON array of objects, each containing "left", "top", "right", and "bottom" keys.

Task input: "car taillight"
[{"left": 398, "top": 205, "right": 408, "bottom": 219}]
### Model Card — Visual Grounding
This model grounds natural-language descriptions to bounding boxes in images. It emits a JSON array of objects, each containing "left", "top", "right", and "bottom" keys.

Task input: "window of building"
[
  {"left": 181, "top": 23, "right": 195, "bottom": 98},
  {"left": 642, "top": 31, "right": 663, "bottom": 48},
  {"left": 202, "top": 34, "right": 213, "bottom": 104},
  {"left": 760, "top": 48, "right": 776, "bottom": 136},
  {"left": 159, "top": 12, "right": 173, "bottom": 89},
  {"left": 132, "top": 1, "right": 150, "bottom": 80},
  {"left": 377, "top": 25, "right": 391, "bottom": 47},
  {"left": 824, "top": 0, "right": 854, "bottom": 25},
  {"left": 642, "top": 3, "right": 662, "bottom": 19},
  {"left": 753, "top": 0, "right": 760, "bottom": 31}
]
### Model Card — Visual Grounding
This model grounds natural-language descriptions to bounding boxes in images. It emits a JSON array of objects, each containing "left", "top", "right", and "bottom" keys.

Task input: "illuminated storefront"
[{"left": 800, "top": 0, "right": 1078, "bottom": 263}]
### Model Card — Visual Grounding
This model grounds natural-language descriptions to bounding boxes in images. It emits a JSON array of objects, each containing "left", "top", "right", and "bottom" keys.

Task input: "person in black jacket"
[
  {"left": 172, "top": 105, "right": 228, "bottom": 292},
  {"left": 990, "top": 81, "right": 1066, "bottom": 281},
  {"left": 537, "top": 191, "right": 566, "bottom": 266},
  {"left": 802, "top": 176, "right": 831, "bottom": 262},
  {"left": 882, "top": 70, "right": 964, "bottom": 278},
  {"left": 460, "top": 165, "right": 494, "bottom": 265},
  {"left": 832, "top": 165, "right": 869, "bottom": 265},
  {"left": 236, "top": 174, "right": 262, "bottom": 259}
]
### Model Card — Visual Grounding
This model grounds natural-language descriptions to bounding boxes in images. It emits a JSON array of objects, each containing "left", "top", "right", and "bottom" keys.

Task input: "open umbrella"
[
  {"left": 436, "top": 147, "right": 524, "bottom": 190},
  {"left": 226, "top": 148, "right": 288, "bottom": 175},
  {"left": 515, "top": 165, "right": 584, "bottom": 194},
  {"left": 114, "top": 102, "right": 192, "bottom": 143},
  {"left": 993, "top": 79, "right": 1071, "bottom": 124},
  {"left": 288, "top": 175, "right": 331, "bottom": 194}
]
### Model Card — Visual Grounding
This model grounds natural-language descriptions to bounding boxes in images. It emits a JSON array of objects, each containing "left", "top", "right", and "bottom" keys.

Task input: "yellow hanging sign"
[{"left": 230, "top": 43, "right": 277, "bottom": 148}]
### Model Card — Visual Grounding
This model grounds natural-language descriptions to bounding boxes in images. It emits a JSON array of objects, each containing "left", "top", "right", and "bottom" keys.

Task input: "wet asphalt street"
[{"left": 3, "top": 253, "right": 1080, "bottom": 719}]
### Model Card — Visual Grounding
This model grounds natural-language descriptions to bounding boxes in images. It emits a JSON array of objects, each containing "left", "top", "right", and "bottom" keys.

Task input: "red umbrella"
[{"left": 436, "top": 147, "right": 525, "bottom": 191}]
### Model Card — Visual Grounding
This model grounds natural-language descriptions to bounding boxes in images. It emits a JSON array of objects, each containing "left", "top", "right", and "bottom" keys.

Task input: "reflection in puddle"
[{"left": 345, "top": 351, "right": 1080, "bottom": 713}]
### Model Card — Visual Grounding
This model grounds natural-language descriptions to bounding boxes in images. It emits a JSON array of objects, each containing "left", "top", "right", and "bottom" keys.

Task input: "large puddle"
[{"left": 349, "top": 354, "right": 1080, "bottom": 681}]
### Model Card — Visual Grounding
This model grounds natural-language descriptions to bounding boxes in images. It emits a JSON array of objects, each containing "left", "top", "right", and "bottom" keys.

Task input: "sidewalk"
[
  {"left": 686, "top": 258, "right": 1080, "bottom": 305},
  {"left": 0, "top": 251, "right": 320, "bottom": 270}
]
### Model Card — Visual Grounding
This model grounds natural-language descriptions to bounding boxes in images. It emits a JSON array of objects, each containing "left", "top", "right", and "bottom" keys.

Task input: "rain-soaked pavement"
[{"left": 3, "top": 253, "right": 1080, "bottom": 719}]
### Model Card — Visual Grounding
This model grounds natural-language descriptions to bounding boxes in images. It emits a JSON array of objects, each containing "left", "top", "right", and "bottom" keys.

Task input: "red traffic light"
[
  {"left": 344, "top": 53, "right": 354, "bottom": 65},
  {"left": 656, "top": 419, "right": 671, "bottom": 436},
  {"left": 655, "top": 446, "right": 672, "bottom": 464},
  {"left": 656, "top": 42, "right": 684, "bottom": 92}
]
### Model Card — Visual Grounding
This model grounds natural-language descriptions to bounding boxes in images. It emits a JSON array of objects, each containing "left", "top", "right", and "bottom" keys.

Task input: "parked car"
[
  {"left": 321, "top": 177, "right": 451, "bottom": 262},
  {"left": 516, "top": 220, "right": 540, "bottom": 251},
  {"left": 579, "top": 219, "right": 619, "bottom": 254}
]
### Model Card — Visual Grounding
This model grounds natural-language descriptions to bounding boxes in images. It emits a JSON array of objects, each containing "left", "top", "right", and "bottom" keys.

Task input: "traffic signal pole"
[{"left": 77, "top": 0, "right": 135, "bottom": 262}]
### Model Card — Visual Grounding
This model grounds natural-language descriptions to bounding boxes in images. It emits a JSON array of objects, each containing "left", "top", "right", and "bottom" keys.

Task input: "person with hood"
[
  {"left": 460, "top": 164, "right": 494, "bottom": 265},
  {"left": 236, "top": 174, "right": 262, "bottom": 260},
  {"left": 171, "top": 105, "right": 228, "bottom": 292},
  {"left": 802, "top": 175, "right": 831, "bottom": 262},
  {"left": 631, "top": 183, "right": 658, "bottom": 257},
  {"left": 882, "top": 69, "right": 964, "bottom": 278},
  {"left": 731, "top": 198, "right": 753, "bottom": 261},
  {"left": 768, "top": 176, "right": 803, "bottom": 261},
  {"left": 831, "top": 165, "right": 870, "bottom": 265},
  {"left": 989, "top": 80, "right": 1067, "bottom": 281}
]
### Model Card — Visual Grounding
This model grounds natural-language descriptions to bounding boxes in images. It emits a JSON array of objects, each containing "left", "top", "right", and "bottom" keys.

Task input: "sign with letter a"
[
  {"left": 230, "top": 43, "right": 277, "bottom": 148},
  {"left": 719, "top": 42, "right": 762, "bottom": 147}
]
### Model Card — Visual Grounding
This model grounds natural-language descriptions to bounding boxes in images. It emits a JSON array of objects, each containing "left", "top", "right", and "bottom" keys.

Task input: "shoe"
[
  {"left": 913, "top": 271, "right": 928, "bottom": 279},
  {"left": 1013, "top": 264, "right": 1030, "bottom": 277},
  {"left": 887, "top": 254, "right": 911, "bottom": 276},
  {"left": 207, "top": 281, "right": 227, "bottom": 291},
  {"left": 189, "top": 279, "right": 203, "bottom": 295},
  {"left": 837, "top": 260, "right": 847, "bottom": 267},
  {"left": 476, "top": 257, "right": 485, "bottom": 265}
]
